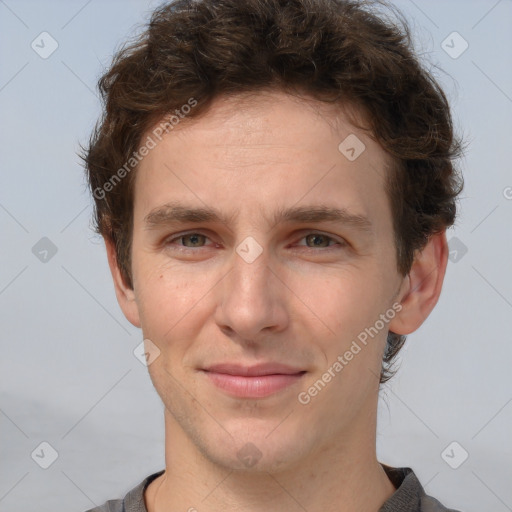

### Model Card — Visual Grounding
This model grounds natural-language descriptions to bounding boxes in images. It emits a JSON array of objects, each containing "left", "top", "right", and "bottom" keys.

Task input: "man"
[{"left": 83, "top": 0, "right": 465, "bottom": 510}]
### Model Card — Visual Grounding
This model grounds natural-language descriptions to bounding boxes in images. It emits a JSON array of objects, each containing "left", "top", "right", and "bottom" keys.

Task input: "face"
[{"left": 113, "top": 90, "right": 414, "bottom": 472}]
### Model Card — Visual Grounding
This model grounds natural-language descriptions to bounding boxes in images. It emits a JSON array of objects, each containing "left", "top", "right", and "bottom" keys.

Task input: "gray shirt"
[{"left": 85, "top": 465, "right": 463, "bottom": 512}]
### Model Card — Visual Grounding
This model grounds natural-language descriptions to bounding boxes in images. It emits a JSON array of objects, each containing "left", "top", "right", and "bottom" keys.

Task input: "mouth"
[{"left": 201, "top": 363, "right": 307, "bottom": 398}]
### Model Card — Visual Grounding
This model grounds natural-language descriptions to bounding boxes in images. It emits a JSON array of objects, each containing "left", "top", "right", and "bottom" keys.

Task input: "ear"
[
  {"left": 104, "top": 238, "right": 141, "bottom": 328},
  {"left": 388, "top": 230, "right": 449, "bottom": 335}
]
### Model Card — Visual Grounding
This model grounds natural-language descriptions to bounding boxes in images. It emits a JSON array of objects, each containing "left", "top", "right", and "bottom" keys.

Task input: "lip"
[
  {"left": 201, "top": 363, "right": 307, "bottom": 398},
  {"left": 204, "top": 363, "right": 305, "bottom": 376}
]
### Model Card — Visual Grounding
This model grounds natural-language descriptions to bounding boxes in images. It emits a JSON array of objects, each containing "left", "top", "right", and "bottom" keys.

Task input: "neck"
[{"left": 145, "top": 402, "right": 396, "bottom": 512}]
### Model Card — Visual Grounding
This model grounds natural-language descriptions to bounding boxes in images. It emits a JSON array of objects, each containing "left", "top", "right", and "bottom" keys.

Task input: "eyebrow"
[
  {"left": 144, "top": 202, "right": 239, "bottom": 228},
  {"left": 144, "top": 201, "right": 373, "bottom": 234}
]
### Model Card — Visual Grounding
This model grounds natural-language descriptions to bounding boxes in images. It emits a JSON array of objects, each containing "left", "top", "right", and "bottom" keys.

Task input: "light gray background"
[{"left": 1, "top": 0, "right": 511, "bottom": 511}]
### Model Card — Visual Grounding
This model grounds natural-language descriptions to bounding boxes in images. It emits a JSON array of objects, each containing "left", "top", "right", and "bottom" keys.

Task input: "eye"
[
  {"left": 165, "top": 232, "right": 214, "bottom": 248},
  {"left": 295, "top": 232, "right": 346, "bottom": 250},
  {"left": 163, "top": 231, "right": 347, "bottom": 251}
]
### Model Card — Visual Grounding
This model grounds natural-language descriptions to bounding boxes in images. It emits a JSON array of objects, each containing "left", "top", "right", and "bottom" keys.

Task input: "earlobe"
[
  {"left": 388, "top": 231, "right": 449, "bottom": 336},
  {"left": 104, "top": 238, "right": 141, "bottom": 328}
]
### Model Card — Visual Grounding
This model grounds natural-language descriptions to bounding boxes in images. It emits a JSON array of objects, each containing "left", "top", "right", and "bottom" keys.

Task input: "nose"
[{"left": 213, "top": 242, "right": 289, "bottom": 343}]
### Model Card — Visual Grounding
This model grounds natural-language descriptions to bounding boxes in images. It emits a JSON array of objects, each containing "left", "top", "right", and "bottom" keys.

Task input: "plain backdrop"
[{"left": 1, "top": 1, "right": 511, "bottom": 511}]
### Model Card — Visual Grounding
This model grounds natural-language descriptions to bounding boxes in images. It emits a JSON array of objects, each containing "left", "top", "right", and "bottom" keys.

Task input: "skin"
[{"left": 105, "top": 90, "right": 449, "bottom": 512}]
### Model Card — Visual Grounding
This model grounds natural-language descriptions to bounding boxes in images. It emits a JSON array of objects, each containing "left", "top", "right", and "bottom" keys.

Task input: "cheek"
[
  {"left": 299, "top": 269, "right": 391, "bottom": 399},
  {"left": 301, "top": 264, "right": 389, "bottom": 343},
  {"left": 134, "top": 258, "right": 211, "bottom": 344}
]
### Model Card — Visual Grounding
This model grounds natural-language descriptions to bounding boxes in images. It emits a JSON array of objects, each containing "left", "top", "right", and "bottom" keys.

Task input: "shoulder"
[
  {"left": 420, "top": 494, "right": 464, "bottom": 512},
  {"left": 83, "top": 470, "right": 165, "bottom": 512},
  {"left": 84, "top": 498, "right": 123, "bottom": 512},
  {"left": 380, "top": 465, "right": 465, "bottom": 512}
]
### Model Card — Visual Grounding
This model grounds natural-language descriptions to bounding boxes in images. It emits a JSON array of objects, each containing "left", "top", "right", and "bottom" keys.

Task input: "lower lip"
[{"left": 203, "top": 371, "right": 306, "bottom": 398}]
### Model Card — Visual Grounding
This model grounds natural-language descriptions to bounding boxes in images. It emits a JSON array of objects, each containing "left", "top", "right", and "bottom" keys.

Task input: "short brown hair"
[{"left": 83, "top": 0, "right": 464, "bottom": 383}]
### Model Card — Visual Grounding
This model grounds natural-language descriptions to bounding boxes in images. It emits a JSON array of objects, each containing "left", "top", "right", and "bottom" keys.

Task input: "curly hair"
[{"left": 82, "top": 0, "right": 464, "bottom": 384}]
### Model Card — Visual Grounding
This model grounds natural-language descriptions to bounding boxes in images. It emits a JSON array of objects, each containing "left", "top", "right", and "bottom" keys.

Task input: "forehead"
[{"left": 133, "top": 90, "right": 394, "bottom": 233}]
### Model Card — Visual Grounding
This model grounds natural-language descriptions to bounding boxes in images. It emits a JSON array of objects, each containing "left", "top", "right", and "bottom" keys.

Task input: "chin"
[{"left": 201, "top": 422, "right": 311, "bottom": 474}]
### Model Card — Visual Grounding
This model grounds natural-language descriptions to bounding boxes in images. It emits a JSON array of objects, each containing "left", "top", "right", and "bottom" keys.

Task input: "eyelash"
[{"left": 163, "top": 231, "right": 347, "bottom": 251}]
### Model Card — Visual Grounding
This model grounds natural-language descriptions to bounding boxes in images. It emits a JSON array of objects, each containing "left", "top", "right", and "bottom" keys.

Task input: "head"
[{"left": 83, "top": 0, "right": 463, "bottom": 471}]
